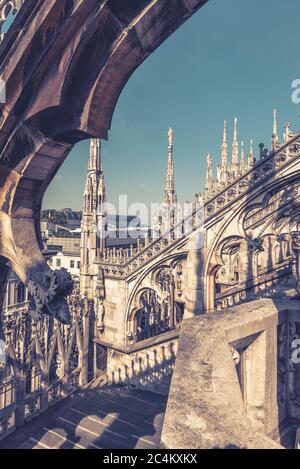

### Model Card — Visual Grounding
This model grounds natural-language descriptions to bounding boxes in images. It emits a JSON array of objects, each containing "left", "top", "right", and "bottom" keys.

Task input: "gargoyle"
[{"left": 28, "top": 268, "right": 74, "bottom": 324}]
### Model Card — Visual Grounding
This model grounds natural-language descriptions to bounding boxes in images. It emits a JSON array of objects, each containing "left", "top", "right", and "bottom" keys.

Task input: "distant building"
[
  {"left": 48, "top": 252, "right": 81, "bottom": 278},
  {"left": 45, "top": 233, "right": 81, "bottom": 256},
  {"left": 3, "top": 271, "right": 29, "bottom": 316}
]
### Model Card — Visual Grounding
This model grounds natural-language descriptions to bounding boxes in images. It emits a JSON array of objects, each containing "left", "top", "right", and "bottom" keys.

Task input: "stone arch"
[
  {"left": 0, "top": 0, "right": 205, "bottom": 325},
  {"left": 128, "top": 287, "right": 165, "bottom": 343},
  {"left": 16, "top": 281, "right": 25, "bottom": 303},
  {"left": 125, "top": 252, "right": 188, "bottom": 329},
  {"left": 127, "top": 261, "right": 185, "bottom": 343},
  {"left": 204, "top": 173, "right": 300, "bottom": 284},
  {"left": 0, "top": 361, "right": 16, "bottom": 409},
  {"left": 214, "top": 236, "right": 245, "bottom": 295}
]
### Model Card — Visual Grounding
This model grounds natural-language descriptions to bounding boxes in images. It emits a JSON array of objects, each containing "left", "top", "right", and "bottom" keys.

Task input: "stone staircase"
[{"left": 0, "top": 385, "right": 168, "bottom": 449}]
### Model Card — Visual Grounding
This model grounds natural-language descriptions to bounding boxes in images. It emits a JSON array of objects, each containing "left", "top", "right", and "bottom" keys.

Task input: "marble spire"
[
  {"left": 221, "top": 120, "right": 228, "bottom": 168},
  {"left": 164, "top": 127, "right": 177, "bottom": 205},
  {"left": 240, "top": 140, "right": 245, "bottom": 173},
  {"left": 272, "top": 109, "right": 279, "bottom": 148},
  {"left": 231, "top": 118, "right": 239, "bottom": 175},
  {"left": 248, "top": 139, "right": 254, "bottom": 168},
  {"left": 205, "top": 153, "right": 213, "bottom": 190}
]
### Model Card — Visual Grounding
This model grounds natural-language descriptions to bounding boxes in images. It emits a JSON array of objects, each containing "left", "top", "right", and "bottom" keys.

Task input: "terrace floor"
[{"left": 0, "top": 386, "right": 167, "bottom": 450}]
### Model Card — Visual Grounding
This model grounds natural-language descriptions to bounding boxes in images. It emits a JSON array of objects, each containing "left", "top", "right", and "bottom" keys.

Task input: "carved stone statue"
[
  {"left": 28, "top": 268, "right": 74, "bottom": 324},
  {"left": 168, "top": 127, "right": 174, "bottom": 147},
  {"left": 248, "top": 237, "right": 264, "bottom": 253},
  {"left": 97, "top": 300, "right": 105, "bottom": 333}
]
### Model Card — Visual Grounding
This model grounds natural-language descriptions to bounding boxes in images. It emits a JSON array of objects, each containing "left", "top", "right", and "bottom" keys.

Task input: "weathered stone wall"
[
  {"left": 99, "top": 276, "right": 128, "bottom": 347},
  {"left": 161, "top": 299, "right": 294, "bottom": 449}
]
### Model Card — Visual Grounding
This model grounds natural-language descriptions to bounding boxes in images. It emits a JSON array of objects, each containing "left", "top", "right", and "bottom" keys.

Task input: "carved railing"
[
  {"left": 47, "top": 380, "right": 62, "bottom": 406},
  {"left": 0, "top": 283, "right": 90, "bottom": 441},
  {"left": 244, "top": 186, "right": 300, "bottom": 233},
  {"left": 0, "top": 0, "right": 24, "bottom": 41},
  {"left": 204, "top": 133, "right": 300, "bottom": 219},
  {"left": 98, "top": 228, "right": 189, "bottom": 279},
  {"left": 0, "top": 405, "right": 15, "bottom": 439},
  {"left": 216, "top": 258, "right": 295, "bottom": 311},
  {"left": 24, "top": 390, "right": 42, "bottom": 422}
]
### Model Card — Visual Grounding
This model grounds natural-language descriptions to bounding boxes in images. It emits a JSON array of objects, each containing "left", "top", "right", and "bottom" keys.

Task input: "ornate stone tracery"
[
  {"left": 0, "top": 282, "right": 90, "bottom": 438},
  {"left": 127, "top": 261, "right": 186, "bottom": 343}
]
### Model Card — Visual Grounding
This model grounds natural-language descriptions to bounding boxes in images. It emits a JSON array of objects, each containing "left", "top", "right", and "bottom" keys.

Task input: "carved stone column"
[
  {"left": 277, "top": 234, "right": 286, "bottom": 265},
  {"left": 247, "top": 237, "right": 264, "bottom": 281},
  {"left": 239, "top": 239, "right": 250, "bottom": 282},
  {"left": 169, "top": 274, "right": 175, "bottom": 329},
  {"left": 185, "top": 231, "right": 206, "bottom": 317},
  {"left": 79, "top": 295, "right": 94, "bottom": 386}
]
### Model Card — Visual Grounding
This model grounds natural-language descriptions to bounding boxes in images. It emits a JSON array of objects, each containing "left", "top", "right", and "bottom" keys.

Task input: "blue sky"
[{"left": 44, "top": 0, "right": 300, "bottom": 212}]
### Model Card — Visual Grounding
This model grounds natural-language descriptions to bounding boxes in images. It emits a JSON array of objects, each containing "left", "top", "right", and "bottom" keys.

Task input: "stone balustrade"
[
  {"left": 0, "top": 284, "right": 90, "bottom": 441},
  {"left": 216, "top": 259, "right": 295, "bottom": 311},
  {"left": 204, "top": 134, "right": 300, "bottom": 218}
]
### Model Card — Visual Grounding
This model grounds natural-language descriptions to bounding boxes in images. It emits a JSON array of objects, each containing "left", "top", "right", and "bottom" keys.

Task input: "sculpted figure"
[
  {"left": 97, "top": 300, "right": 105, "bottom": 332},
  {"left": 28, "top": 269, "right": 74, "bottom": 324}
]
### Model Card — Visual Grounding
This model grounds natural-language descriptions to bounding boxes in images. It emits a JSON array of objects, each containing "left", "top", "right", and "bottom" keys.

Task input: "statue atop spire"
[
  {"left": 168, "top": 127, "right": 174, "bottom": 148},
  {"left": 98, "top": 152, "right": 106, "bottom": 208},
  {"left": 272, "top": 109, "right": 280, "bottom": 149},
  {"left": 233, "top": 117, "right": 238, "bottom": 142},
  {"left": 205, "top": 153, "right": 213, "bottom": 190},
  {"left": 240, "top": 140, "right": 245, "bottom": 173},
  {"left": 284, "top": 122, "right": 291, "bottom": 142},
  {"left": 221, "top": 120, "right": 228, "bottom": 168},
  {"left": 248, "top": 139, "right": 254, "bottom": 168},
  {"left": 89, "top": 138, "right": 101, "bottom": 172}
]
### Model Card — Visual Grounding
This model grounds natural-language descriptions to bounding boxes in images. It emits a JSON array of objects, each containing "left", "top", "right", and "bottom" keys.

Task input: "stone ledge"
[{"left": 94, "top": 328, "right": 180, "bottom": 354}]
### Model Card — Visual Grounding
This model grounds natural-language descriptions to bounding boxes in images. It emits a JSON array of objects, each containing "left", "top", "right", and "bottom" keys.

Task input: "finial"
[
  {"left": 247, "top": 140, "right": 254, "bottom": 168},
  {"left": 223, "top": 120, "right": 227, "bottom": 143},
  {"left": 89, "top": 138, "right": 101, "bottom": 172},
  {"left": 231, "top": 118, "right": 239, "bottom": 168},
  {"left": 233, "top": 117, "right": 238, "bottom": 142},
  {"left": 273, "top": 109, "right": 277, "bottom": 134},
  {"left": 207, "top": 152, "right": 212, "bottom": 165},
  {"left": 221, "top": 119, "right": 228, "bottom": 168},
  {"left": 205, "top": 153, "right": 213, "bottom": 190},
  {"left": 284, "top": 122, "right": 290, "bottom": 142},
  {"left": 272, "top": 109, "right": 279, "bottom": 148},
  {"left": 168, "top": 127, "right": 174, "bottom": 147},
  {"left": 239, "top": 141, "right": 245, "bottom": 174}
]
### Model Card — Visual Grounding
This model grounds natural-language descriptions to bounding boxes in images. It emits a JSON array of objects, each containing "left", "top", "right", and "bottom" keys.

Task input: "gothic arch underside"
[
  {"left": 0, "top": 0, "right": 209, "bottom": 328},
  {"left": 126, "top": 254, "right": 186, "bottom": 335}
]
